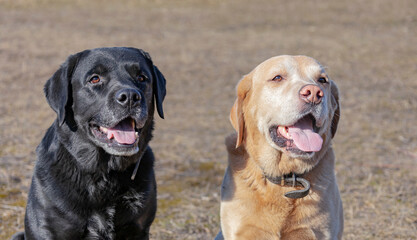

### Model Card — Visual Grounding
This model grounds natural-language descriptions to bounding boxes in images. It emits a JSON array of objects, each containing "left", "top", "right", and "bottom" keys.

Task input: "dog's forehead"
[
  {"left": 293, "top": 56, "right": 326, "bottom": 77},
  {"left": 255, "top": 55, "right": 325, "bottom": 80},
  {"left": 77, "top": 48, "right": 150, "bottom": 71}
]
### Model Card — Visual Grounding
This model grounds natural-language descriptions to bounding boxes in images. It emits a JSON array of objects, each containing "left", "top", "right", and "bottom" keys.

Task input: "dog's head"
[
  {"left": 44, "top": 47, "right": 166, "bottom": 156},
  {"left": 230, "top": 55, "right": 339, "bottom": 173}
]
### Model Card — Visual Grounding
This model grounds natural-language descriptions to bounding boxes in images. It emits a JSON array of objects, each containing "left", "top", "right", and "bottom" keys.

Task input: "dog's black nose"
[{"left": 116, "top": 89, "right": 142, "bottom": 107}]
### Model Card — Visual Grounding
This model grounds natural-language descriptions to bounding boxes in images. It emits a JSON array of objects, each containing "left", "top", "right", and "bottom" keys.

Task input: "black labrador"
[{"left": 12, "top": 47, "right": 166, "bottom": 240}]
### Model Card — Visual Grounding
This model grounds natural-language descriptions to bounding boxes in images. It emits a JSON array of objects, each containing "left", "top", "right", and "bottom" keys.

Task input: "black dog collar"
[
  {"left": 264, "top": 173, "right": 311, "bottom": 199},
  {"left": 130, "top": 144, "right": 149, "bottom": 181}
]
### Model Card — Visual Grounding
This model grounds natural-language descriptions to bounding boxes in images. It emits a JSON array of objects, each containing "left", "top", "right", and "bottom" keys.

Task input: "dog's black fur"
[{"left": 11, "top": 47, "right": 166, "bottom": 240}]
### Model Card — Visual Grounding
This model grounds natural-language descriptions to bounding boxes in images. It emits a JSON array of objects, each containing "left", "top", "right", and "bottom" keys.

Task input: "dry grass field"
[{"left": 1, "top": 0, "right": 416, "bottom": 239}]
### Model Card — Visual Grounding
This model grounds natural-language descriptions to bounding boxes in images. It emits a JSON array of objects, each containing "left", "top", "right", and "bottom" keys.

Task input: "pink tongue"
[
  {"left": 107, "top": 119, "right": 136, "bottom": 145},
  {"left": 287, "top": 117, "right": 323, "bottom": 152}
]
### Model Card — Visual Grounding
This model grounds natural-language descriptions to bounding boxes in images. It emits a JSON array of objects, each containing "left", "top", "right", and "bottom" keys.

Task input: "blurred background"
[{"left": 0, "top": 0, "right": 416, "bottom": 239}]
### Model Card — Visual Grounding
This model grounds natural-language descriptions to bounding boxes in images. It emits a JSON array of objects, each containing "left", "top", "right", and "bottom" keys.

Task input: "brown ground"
[{"left": 0, "top": 0, "right": 416, "bottom": 239}]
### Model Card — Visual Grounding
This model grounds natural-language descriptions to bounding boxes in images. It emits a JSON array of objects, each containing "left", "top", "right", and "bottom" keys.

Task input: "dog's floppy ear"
[
  {"left": 152, "top": 65, "right": 166, "bottom": 119},
  {"left": 330, "top": 80, "right": 340, "bottom": 138},
  {"left": 44, "top": 51, "right": 84, "bottom": 126},
  {"left": 138, "top": 49, "right": 166, "bottom": 119},
  {"left": 230, "top": 72, "right": 252, "bottom": 148}
]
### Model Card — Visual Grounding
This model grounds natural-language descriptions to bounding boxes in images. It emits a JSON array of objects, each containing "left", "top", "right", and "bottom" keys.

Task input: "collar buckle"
[{"left": 265, "top": 172, "right": 311, "bottom": 199}]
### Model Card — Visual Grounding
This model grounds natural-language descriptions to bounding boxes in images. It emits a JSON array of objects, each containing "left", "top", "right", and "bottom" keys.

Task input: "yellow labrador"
[{"left": 216, "top": 55, "right": 343, "bottom": 239}]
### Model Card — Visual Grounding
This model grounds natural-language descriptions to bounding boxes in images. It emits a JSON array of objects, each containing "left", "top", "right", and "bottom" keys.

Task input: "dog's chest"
[
  {"left": 82, "top": 188, "right": 144, "bottom": 238},
  {"left": 231, "top": 178, "right": 311, "bottom": 234},
  {"left": 86, "top": 175, "right": 143, "bottom": 208}
]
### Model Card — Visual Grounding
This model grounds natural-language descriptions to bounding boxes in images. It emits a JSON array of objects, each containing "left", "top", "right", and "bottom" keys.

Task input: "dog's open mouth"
[
  {"left": 269, "top": 114, "right": 323, "bottom": 154},
  {"left": 90, "top": 117, "right": 139, "bottom": 146}
]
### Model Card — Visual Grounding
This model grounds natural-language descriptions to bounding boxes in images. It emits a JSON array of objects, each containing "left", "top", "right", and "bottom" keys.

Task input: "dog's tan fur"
[{"left": 216, "top": 56, "right": 343, "bottom": 239}]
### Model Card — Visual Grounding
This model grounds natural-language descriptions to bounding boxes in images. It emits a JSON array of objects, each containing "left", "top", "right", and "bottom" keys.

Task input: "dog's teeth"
[
  {"left": 135, "top": 132, "right": 139, "bottom": 137},
  {"left": 278, "top": 126, "right": 284, "bottom": 135},
  {"left": 99, "top": 126, "right": 108, "bottom": 133}
]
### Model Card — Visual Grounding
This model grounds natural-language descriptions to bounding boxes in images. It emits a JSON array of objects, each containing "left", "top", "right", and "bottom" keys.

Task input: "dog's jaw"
[
  {"left": 258, "top": 112, "right": 325, "bottom": 159},
  {"left": 241, "top": 111, "right": 329, "bottom": 177},
  {"left": 89, "top": 117, "right": 145, "bottom": 156}
]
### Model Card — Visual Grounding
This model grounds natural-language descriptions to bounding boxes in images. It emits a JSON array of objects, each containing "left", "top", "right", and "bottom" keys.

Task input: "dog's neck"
[
  {"left": 247, "top": 130, "right": 317, "bottom": 177},
  {"left": 226, "top": 132, "right": 335, "bottom": 200},
  {"left": 226, "top": 130, "right": 332, "bottom": 178}
]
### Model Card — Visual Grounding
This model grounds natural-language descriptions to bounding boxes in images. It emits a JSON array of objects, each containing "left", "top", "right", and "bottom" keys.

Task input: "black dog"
[{"left": 12, "top": 47, "right": 166, "bottom": 240}]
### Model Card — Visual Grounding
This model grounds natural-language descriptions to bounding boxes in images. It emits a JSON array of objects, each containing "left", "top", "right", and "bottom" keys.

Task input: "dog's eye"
[
  {"left": 272, "top": 75, "right": 283, "bottom": 82},
  {"left": 318, "top": 77, "right": 328, "bottom": 83},
  {"left": 89, "top": 76, "right": 101, "bottom": 84},
  {"left": 137, "top": 75, "right": 146, "bottom": 82}
]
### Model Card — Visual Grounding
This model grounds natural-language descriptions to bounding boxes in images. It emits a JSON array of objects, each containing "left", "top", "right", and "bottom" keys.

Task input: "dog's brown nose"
[{"left": 299, "top": 84, "right": 323, "bottom": 104}]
